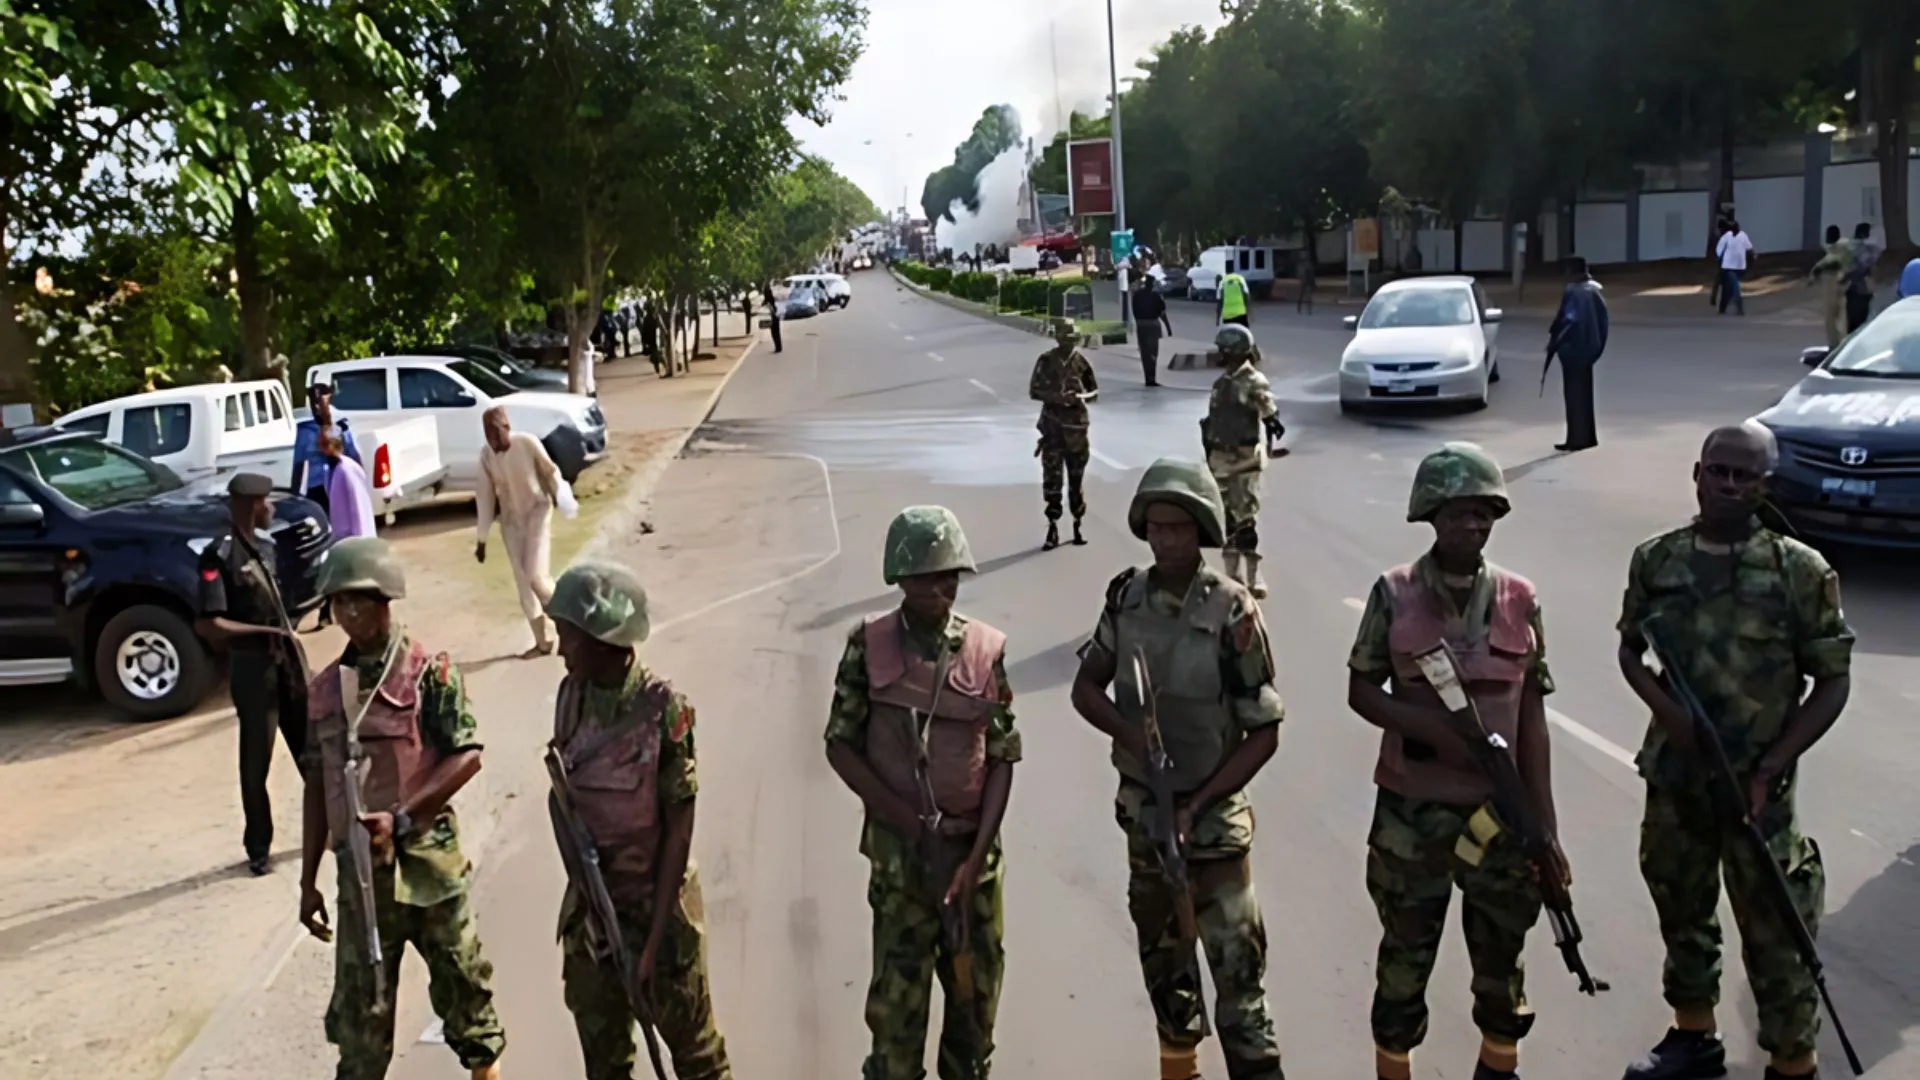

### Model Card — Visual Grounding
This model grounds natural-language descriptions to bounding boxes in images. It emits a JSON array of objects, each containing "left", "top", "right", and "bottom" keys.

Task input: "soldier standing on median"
[
  {"left": 298, "top": 537, "right": 506, "bottom": 1080},
  {"left": 1069, "top": 460, "right": 1286, "bottom": 1080},
  {"left": 1030, "top": 317, "right": 1099, "bottom": 550},
  {"left": 1346, "top": 443, "right": 1562, "bottom": 1080},
  {"left": 546, "top": 561, "right": 733, "bottom": 1080},
  {"left": 825, "top": 506, "right": 1019, "bottom": 1080},
  {"left": 1616, "top": 422, "right": 1853, "bottom": 1080},
  {"left": 1202, "top": 324, "right": 1287, "bottom": 601}
]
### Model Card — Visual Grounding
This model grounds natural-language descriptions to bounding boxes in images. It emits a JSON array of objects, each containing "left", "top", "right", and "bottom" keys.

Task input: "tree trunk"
[
  {"left": 0, "top": 202, "right": 39, "bottom": 422},
  {"left": 232, "top": 198, "right": 275, "bottom": 377},
  {"left": 1868, "top": 6, "right": 1916, "bottom": 257},
  {"left": 711, "top": 301, "right": 719, "bottom": 345}
]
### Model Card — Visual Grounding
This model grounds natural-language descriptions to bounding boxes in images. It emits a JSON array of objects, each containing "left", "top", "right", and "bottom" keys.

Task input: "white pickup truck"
[{"left": 56, "top": 380, "right": 449, "bottom": 519}]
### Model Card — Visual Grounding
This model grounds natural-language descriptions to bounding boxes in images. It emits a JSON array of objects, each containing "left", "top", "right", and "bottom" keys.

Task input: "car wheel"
[
  {"left": 544, "top": 427, "right": 588, "bottom": 483},
  {"left": 1339, "top": 398, "right": 1359, "bottom": 415},
  {"left": 94, "top": 604, "right": 211, "bottom": 721}
]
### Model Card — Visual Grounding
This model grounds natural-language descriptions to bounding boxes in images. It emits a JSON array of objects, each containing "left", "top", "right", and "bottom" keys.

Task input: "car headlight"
[{"left": 1340, "top": 354, "right": 1365, "bottom": 374}]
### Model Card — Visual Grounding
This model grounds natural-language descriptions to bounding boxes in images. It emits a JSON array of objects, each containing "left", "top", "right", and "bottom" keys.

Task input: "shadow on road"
[
  {"left": 1814, "top": 841, "right": 1920, "bottom": 1072},
  {"left": 1004, "top": 636, "right": 1088, "bottom": 695},
  {"left": 789, "top": 546, "right": 1056, "bottom": 633}
]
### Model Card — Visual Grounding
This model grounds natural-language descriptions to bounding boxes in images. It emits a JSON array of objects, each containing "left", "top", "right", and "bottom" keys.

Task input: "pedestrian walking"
[
  {"left": 1029, "top": 318, "right": 1098, "bottom": 550},
  {"left": 1347, "top": 443, "right": 1565, "bottom": 1080},
  {"left": 475, "top": 406, "right": 571, "bottom": 659},
  {"left": 298, "top": 537, "right": 506, "bottom": 1080},
  {"left": 1707, "top": 217, "right": 1730, "bottom": 309},
  {"left": 762, "top": 282, "right": 783, "bottom": 354},
  {"left": 1806, "top": 226, "right": 1853, "bottom": 347},
  {"left": 1716, "top": 221, "right": 1753, "bottom": 315},
  {"left": 1131, "top": 273, "right": 1172, "bottom": 387},
  {"left": 195, "top": 472, "right": 307, "bottom": 876},
  {"left": 1217, "top": 267, "right": 1252, "bottom": 328},
  {"left": 1616, "top": 421, "right": 1853, "bottom": 1080},
  {"left": 295, "top": 381, "right": 360, "bottom": 515},
  {"left": 546, "top": 561, "right": 734, "bottom": 1080},
  {"left": 1295, "top": 250, "right": 1316, "bottom": 314},
  {"left": 1069, "top": 459, "right": 1286, "bottom": 1080},
  {"left": 1545, "top": 257, "right": 1609, "bottom": 453},
  {"left": 1843, "top": 222, "right": 1881, "bottom": 333},
  {"left": 824, "top": 507, "right": 1018, "bottom": 1080},
  {"left": 323, "top": 433, "right": 377, "bottom": 540},
  {"left": 1202, "top": 324, "right": 1286, "bottom": 598}
]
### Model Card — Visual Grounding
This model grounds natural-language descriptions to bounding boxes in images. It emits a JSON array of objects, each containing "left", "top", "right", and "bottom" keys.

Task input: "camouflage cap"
[
  {"left": 1407, "top": 442, "right": 1511, "bottom": 522},
  {"left": 1214, "top": 323, "right": 1256, "bottom": 356},
  {"left": 546, "top": 560, "right": 650, "bottom": 647},
  {"left": 1127, "top": 458, "right": 1227, "bottom": 548},
  {"left": 882, "top": 505, "right": 976, "bottom": 585},
  {"left": 314, "top": 536, "right": 407, "bottom": 600},
  {"left": 1049, "top": 317, "right": 1078, "bottom": 341}
]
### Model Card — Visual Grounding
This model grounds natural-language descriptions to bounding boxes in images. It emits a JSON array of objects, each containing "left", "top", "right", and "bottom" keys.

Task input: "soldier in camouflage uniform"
[
  {"left": 1617, "top": 422, "right": 1853, "bottom": 1080},
  {"left": 1201, "top": 324, "right": 1287, "bottom": 600},
  {"left": 1070, "top": 459, "right": 1286, "bottom": 1080},
  {"left": 825, "top": 506, "right": 1020, "bottom": 1080},
  {"left": 1030, "top": 317, "right": 1099, "bottom": 550},
  {"left": 1346, "top": 443, "right": 1562, "bottom": 1080},
  {"left": 297, "top": 537, "right": 506, "bottom": 1080},
  {"left": 546, "top": 561, "right": 732, "bottom": 1080}
]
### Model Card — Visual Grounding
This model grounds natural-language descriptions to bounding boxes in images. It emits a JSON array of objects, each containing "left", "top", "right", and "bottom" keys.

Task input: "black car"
[
  {"left": 1156, "top": 265, "right": 1192, "bottom": 296},
  {"left": 0, "top": 430, "right": 331, "bottom": 720},
  {"left": 1753, "top": 296, "right": 1920, "bottom": 547}
]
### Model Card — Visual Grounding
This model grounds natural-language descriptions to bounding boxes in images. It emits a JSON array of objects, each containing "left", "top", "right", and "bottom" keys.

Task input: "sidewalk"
[{"left": 0, "top": 318, "right": 763, "bottom": 1080}]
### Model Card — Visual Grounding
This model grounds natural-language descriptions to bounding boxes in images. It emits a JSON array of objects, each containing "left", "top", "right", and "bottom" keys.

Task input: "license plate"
[
  {"left": 1821, "top": 477, "right": 1876, "bottom": 496},
  {"left": 1386, "top": 379, "right": 1416, "bottom": 394}
]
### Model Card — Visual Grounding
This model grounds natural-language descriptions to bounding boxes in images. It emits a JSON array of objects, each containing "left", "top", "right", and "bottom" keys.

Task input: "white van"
[
  {"left": 1184, "top": 245, "right": 1284, "bottom": 301},
  {"left": 785, "top": 273, "right": 851, "bottom": 309}
]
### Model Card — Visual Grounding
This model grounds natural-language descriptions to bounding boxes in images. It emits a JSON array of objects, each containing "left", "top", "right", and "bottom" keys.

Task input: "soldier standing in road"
[
  {"left": 1806, "top": 225, "right": 1854, "bottom": 348},
  {"left": 1030, "top": 318, "right": 1099, "bottom": 550},
  {"left": 546, "top": 561, "right": 733, "bottom": 1080},
  {"left": 825, "top": 506, "right": 1019, "bottom": 1080},
  {"left": 196, "top": 472, "right": 307, "bottom": 876},
  {"left": 1202, "top": 324, "right": 1287, "bottom": 600},
  {"left": 298, "top": 537, "right": 506, "bottom": 1080},
  {"left": 1616, "top": 421, "right": 1853, "bottom": 1080},
  {"left": 1346, "top": 443, "right": 1562, "bottom": 1080},
  {"left": 1069, "top": 460, "right": 1286, "bottom": 1080}
]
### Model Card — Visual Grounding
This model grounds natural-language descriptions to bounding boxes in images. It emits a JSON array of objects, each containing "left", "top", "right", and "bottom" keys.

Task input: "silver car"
[{"left": 1338, "top": 276, "right": 1503, "bottom": 411}]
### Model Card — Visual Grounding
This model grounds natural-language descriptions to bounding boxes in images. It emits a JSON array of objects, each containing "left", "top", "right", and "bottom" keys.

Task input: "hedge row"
[{"left": 897, "top": 261, "right": 1085, "bottom": 318}]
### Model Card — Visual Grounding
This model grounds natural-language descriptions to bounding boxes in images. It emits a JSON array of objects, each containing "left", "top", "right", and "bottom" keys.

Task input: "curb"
[{"left": 889, "top": 268, "right": 1124, "bottom": 348}]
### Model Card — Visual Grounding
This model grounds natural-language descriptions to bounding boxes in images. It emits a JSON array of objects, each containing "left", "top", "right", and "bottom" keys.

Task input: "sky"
[{"left": 791, "top": 0, "right": 1228, "bottom": 220}]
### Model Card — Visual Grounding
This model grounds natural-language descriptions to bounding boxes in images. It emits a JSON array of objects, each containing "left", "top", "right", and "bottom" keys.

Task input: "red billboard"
[{"left": 1067, "top": 138, "right": 1114, "bottom": 217}]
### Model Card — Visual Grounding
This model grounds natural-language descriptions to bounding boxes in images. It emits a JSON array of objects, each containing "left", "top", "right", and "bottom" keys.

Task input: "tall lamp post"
[{"left": 1105, "top": 0, "right": 1130, "bottom": 331}]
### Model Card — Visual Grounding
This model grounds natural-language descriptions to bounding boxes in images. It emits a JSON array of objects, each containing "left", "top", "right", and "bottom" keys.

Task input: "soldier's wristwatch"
[{"left": 390, "top": 806, "right": 414, "bottom": 842}]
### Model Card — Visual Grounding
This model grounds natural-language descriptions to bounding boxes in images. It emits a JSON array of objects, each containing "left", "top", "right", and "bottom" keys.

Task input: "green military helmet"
[
  {"left": 882, "top": 505, "right": 977, "bottom": 585},
  {"left": 1049, "top": 317, "right": 1078, "bottom": 343},
  {"left": 1214, "top": 323, "right": 1256, "bottom": 357},
  {"left": 314, "top": 536, "right": 407, "bottom": 600},
  {"left": 1407, "top": 441, "right": 1511, "bottom": 523},
  {"left": 1127, "top": 458, "right": 1227, "bottom": 548},
  {"left": 546, "top": 560, "right": 650, "bottom": 647}
]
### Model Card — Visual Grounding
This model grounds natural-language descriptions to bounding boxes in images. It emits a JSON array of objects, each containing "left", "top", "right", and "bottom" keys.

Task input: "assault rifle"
[
  {"left": 1409, "top": 644, "right": 1608, "bottom": 996},
  {"left": 335, "top": 664, "right": 389, "bottom": 1015},
  {"left": 1639, "top": 620, "right": 1863, "bottom": 1076},
  {"left": 907, "top": 645, "right": 978, "bottom": 1045},
  {"left": 1128, "top": 647, "right": 1210, "bottom": 1036},
  {"left": 547, "top": 746, "right": 669, "bottom": 1080}
]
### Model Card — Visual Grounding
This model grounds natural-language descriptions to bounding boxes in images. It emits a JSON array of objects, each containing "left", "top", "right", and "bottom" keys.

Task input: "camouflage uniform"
[
  {"left": 828, "top": 507, "right": 1020, "bottom": 1080},
  {"left": 1083, "top": 460, "right": 1286, "bottom": 1080},
  {"left": 1619, "top": 522, "right": 1853, "bottom": 1062},
  {"left": 1030, "top": 320, "right": 1099, "bottom": 528},
  {"left": 1808, "top": 238, "right": 1854, "bottom": 348},
  {"left": 1201, "top": 325, "right": 1282, "bottom": 597}
]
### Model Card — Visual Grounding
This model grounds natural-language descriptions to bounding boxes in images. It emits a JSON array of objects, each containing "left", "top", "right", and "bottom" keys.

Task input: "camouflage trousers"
[
  {"left": 1640, "top": 779, "right": 1826, "bottom": 1059},
  {"left": 862, "top": 830, "right": 1005, "bottom": 1080},
  {"left": 1118, "top": 793, "right": 1284, "bottom": 1080},
  {"left": 1206, "top": 447, "right": 1263, "bottom": 552},
  {"left": 560, "top": 871, "right": 732, "bottom": 1080},
  {"left": 1365, "top": 789, "right": 1542, "bottom": 1053},
  {"left": 326, "top": 867, "right": 504, "bottom": 1079},
  {"left": 1038, "top": 428, "right": 1090, "bottom": 522}
]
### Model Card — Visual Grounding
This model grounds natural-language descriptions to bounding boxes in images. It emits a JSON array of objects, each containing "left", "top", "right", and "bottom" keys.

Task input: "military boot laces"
[
  {"left": 1043, "top": 521, "right": 1060, "bottom": 551},
  {"left": 1622, "top": 1029, "right": 1728, "bottom": 1080},
  {"left": 1071, "top": 517, "right": 1087, "bottom": 545}
]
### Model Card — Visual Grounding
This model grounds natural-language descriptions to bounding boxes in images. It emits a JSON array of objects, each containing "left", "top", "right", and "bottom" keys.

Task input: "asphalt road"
[{"left": 391, "top": 278, "right": 1920, "bottom": 1079}]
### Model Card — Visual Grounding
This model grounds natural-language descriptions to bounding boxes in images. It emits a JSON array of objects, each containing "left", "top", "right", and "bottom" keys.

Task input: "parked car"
[
  {"left": 783, "top": 288, "right": 822, "bottom": 320},
  {"left": 1338, "top": 275, "right": 1503, "bottom": 411},
  {"left": 427, "top": 344, "right": 570, "bottom": 393},
  {"left": 1156, "top": 265, "right": 1192, "bottom": 296},
  {"left": 0, "top": 429, "right": 331, "bottom": 720},
  {"left": 785, "top": 273, "right": 851, "bottom": 309},
  {"left": 304, "top": 355, "right": 606, "bottom": 486},
  {"left": 1751, "top": 297, "right": 1920, "bottom": 547}
]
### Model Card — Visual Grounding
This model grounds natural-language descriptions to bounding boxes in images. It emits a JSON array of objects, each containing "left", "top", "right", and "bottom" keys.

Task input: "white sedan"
[{"left": 1338, "top": 275, "right": 1503, "bottom": 411}]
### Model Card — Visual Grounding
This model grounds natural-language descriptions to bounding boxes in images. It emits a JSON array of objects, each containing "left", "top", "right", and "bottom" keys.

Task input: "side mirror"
[
  {"left": 1484, "top": 307, "right": 1504, "bottom": 324},
  {"left": 1800, "top": 346, "right": 1830, "bottom": 368},
  {"left": 0, "top": 502, "right": 46, "bottom": 528},
  {"left": 1342, "top": 315, "right": 1360, "bottom": 331}
]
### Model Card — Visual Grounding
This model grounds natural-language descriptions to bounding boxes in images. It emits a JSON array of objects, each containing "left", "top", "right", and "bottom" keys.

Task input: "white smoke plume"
[{"left": 934, "top": 146, "right": 1029, "bottom": 255}]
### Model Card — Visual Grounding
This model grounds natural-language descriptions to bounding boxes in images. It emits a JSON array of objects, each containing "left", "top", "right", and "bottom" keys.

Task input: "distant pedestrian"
[
  {"left": 1546, "top": 256, "right": 1609, "bottom": 453},
  {"left": 322, "top": 433, "right": 376, "bottom": 540},
  {"left": 1807, "top": 224, "right": 1853, "bottom": 346},
  {"left": 1900, "top": 257, "right": 1920, "bottom": 300},
  {"left": 1130, "top": 273, "right": 1172, "bottom": 387},
  {"left": 762, "top": 282, "right": 783, "bottom": 354},
  {"left": 1295, "top": 250, "right": 1316, "bottom": 313},
  {"left": 1715, "top": 220, "right": 1753, "bottom": 316},
  {"left": 294, "top": 382, "right": 359, "bottom": 515},
  {"left": 1708, "top": 217, "right": 1730, "bottom": 308},
  {"left": 1217, "top": 266, "right": 1252, "bottom": 328},
  {"left": 475, "top": 406, "right": 565, "bottom": 659},
  {"left": 1843, "top": 222, "right": 1881, "bottom": 333}
]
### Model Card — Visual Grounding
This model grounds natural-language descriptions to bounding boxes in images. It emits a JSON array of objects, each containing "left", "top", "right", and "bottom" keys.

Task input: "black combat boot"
[
  {"left": 1472, "top": 1063, "right": 1519, "bottom": 1080},
  {"left": 1622, "top": 1029, "right": 1728, "bottom": 1080},
  {"left": 1043, "top": 521, "right": 1060, "bottom": 551},
  {"left": 1762, "top": 1069, "right": 1819, "bottom": 1080},
  {"left": 1071, "top": 517, "right": 1087, "bottom": 545}
]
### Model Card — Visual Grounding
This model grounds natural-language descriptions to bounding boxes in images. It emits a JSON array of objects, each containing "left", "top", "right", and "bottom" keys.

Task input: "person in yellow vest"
[{"left": 1217, "top": 268, "right": 1252, "bottom": 329}]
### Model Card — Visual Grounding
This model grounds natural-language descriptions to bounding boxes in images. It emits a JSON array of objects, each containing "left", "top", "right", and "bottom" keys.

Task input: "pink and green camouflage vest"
[
  {"left": 861, "top": 611, "right": 1006, "bottom": 833},
  {"left": 551, "top": 673, "right": 671, "bottom": 902},
  {"left": 1376, "top": 562, "right": 1538, "bottom": 806},
  {"left": 309, "top": 640, "right": 437, "bottom": 852}
]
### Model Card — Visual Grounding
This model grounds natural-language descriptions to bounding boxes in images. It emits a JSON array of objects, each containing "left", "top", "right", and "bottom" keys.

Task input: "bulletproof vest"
[
  {"left": 553, "top": 673, "right": 669, "bottom": 900},
  {"left": 1204, "top": 365, "right": 1264, "bottom": 449},
  {"left": 1374, "top": 563, "right": 1537, "bottom": 806},
  {"left": 1110, "top": 566, "right": 1241, "bottom": 793},
  {"left": 309, "top": 641, "right": 435, "bottom": 848},
  {"left": 861, "top": 611, "right": 1005, "bottom": 832}
]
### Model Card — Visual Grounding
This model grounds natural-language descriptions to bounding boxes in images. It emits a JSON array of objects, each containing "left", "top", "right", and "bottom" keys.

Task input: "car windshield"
[
  {"left": 788, "top": 289, "right": 818, "bottom": 305},
  {"left": 1360, "top": 287, "right": 1477, "bottom": 329},
  {"left": 446, "top": 359, "right": 519, "bottom": 397},
  {"left": 4, "top": 439, "right": 182, "bottom": 510},
  {"left": 1824, "top": 305, "right": 1920, "bottom": 377}
]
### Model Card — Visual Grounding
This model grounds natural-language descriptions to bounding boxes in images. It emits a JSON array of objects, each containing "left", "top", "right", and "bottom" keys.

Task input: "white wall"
[
  {"left": 1316, "top": 230, "right": 1345, "bottom": 266},
  {"left": 1638, "top": 191, "right": 1711, "bottom": 261},
  {"left": 1821, "top": 160, "right": 1920, "bottom": 246},
  {"left": 1732, "top": 176, "right": 1805, "bottom": 253},
  {"left": 1416, "top": 228, "right": 1456, "bottom": 272},
  {"left": 1573, "top": 202, "right": 1629, "bottom": 265},
  {"left": 1461, "top": 220, "right": 1506, "bottom": 271}
]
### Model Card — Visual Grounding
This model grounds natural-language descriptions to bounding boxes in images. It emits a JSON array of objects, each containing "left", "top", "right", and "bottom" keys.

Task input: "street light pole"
[{"left": 1105, "top": 0, "right": 1130, "bottom": 332}]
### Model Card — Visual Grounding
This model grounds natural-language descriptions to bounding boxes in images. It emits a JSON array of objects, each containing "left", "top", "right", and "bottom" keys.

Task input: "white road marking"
[
  {"left": 903, "top": 334, "right": 916, "bottom": 342},
  {"left": 1089, "top": 447, "right": 1126, "bottom": 470},
  {"left": 969, "top": 378, "right": 1004, "bottom": 401},
  {"left": 1851, "top": 828, "right": 1883, "bottom": 848},
  {"left": 1342, "top": 596, "right": 1366, "bottom": 611},
  {"left": 261, "top": 929, "right": 305, "bottom": 991},
  {"left": 927, "top": 351, "right": 946, "bottom": 363},
  {"left": 418, "top": 1018, "right": 445, "bottom": 1044}
]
